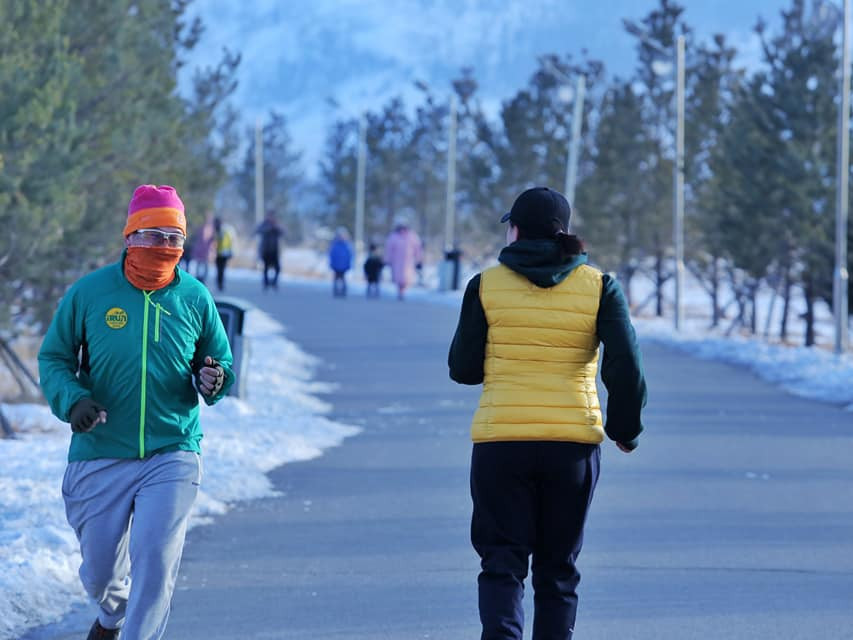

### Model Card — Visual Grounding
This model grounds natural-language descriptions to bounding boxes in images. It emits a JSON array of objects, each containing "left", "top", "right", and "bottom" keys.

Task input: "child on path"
[{"left": 363, "top": 243, "right": 383, "bottom": 298}]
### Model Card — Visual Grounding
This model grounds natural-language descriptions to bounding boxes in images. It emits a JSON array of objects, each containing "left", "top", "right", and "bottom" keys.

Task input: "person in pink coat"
[
  {"left": 190, "top": 216, "right": 215, "bottom": 284},
  {"left": 384, "top": 216, "right": 423, "bottom": 300}
]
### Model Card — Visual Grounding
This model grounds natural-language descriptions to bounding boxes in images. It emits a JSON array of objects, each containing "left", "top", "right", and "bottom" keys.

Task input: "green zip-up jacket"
[{"left": 38, "top": 252, "right": 235, "bottom": 462}]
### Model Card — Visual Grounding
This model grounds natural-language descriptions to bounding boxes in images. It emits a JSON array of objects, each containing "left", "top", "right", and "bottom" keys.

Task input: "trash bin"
[
  {"left": 214, "top": 297, "right": 252, "bottom": 398},
  {"left": 439, "top": 249, "right": 463, "bottom": 291}
]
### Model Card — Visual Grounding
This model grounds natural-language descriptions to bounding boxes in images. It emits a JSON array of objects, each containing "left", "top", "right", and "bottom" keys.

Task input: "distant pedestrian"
[
  {"left": 328, "top": 227, "right": 353, "bottom": 297},
  {"left": 190, "top": 216, "right": 215, "bottom": 284},
  {"left": 415, "top": 236, "right": 426, "bottom": 286},
  {"left": 213, "top": 217, "right": 235, "bottom": 292},
  {"left": 448, "top": 186, "right": 647, "bottom": 640},
  {"left": 38, "top": 184, "right": 234, "bottom": 640},
  {"left": 383, "top": 216, "right": 423, "bottom": 300},
  {"left": 363, "top": 243, "right": 384, "bottom": 298},
  {"left": 255, "top": 211, "right": 284, "bottom": 290}
]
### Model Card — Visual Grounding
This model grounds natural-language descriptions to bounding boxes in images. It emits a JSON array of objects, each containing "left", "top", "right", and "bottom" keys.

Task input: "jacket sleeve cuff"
[
  {"left": 617, "top": 436, "right": 640, "bottom": 451},
  {"left": 62, "top": 390, "right": 92, "bottom": 423}
]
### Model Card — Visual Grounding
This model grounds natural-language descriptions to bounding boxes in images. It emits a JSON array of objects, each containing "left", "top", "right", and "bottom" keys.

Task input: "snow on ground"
[
  {"left": 2, "top": 248, "right": 852, "bottom": 638},
  {"left": 634, "top": 315, "right": 853, "bottom": 410},
  {"left": 0, "top": 308, "right": 359, "bottom": 640},
  {"left": 626, "top": 266, "right": 853, "bottom": 411}
]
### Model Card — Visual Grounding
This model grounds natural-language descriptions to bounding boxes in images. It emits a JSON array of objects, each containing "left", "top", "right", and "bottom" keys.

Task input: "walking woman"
[
  {"left": 383, "top": 216, "right": 423, "bottom": 300},
  {"left": 448, "top": 187, "right": 647, "bottom": 640}
]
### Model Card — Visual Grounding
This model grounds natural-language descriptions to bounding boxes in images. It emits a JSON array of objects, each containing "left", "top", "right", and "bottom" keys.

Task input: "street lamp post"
[
  {"left": 543, "top": 60, "right": 586, "bottom": 214},
  {"left": 624, "top": 23, "right": 686, "bottom": 331},
  {"left": 835, "top": 0, "right": 851, "bottom": 354},
  {"left": 444, "top": 95, "right": 457, "bottom": 253},
  {"left": 674, "top": 35, "right": 686, "bottom": 332},
  {"left": 354, "top": 114, "right": 367, "bottom": 268},
  {"left": 565, "top": 74, "right": 586, "bottom": 211},
  {"left": 254, "top": 117, "right": 264, "bottom": 225}
]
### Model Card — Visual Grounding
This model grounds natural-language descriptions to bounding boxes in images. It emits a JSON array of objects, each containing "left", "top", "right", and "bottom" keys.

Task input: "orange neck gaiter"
[{"left": 125, "top": 247, "right": 182, "bottom": 291}]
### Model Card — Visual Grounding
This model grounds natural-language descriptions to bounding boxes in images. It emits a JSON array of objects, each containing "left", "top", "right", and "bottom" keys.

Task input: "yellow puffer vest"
[{"left": 471, "top": 262, "right": 604, "bottom": 443}]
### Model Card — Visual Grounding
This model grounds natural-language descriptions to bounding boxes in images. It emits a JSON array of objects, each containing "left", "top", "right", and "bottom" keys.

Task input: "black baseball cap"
[{"left": 500, "top": 187, "right": 572, "bottom": 238}]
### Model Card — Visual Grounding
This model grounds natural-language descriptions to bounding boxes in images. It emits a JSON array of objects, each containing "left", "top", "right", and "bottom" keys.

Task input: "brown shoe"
[{"left": 86, "top": 619, "right": 119, "bottom": 640}]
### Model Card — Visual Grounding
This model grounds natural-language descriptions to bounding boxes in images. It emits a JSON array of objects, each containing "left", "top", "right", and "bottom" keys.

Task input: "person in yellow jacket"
[
  {"left": 213, "top": 217, "right": 235, "bottom": 291},
  {"left": 448, "top": 186, "right": 647, "bottom": 640}
]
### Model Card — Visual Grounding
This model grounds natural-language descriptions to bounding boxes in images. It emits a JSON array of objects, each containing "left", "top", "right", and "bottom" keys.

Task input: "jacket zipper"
[
  {"left": 140, "top": 294, "right": 172, "bottom": 456},
  {"left": 139, "top": 292, "right": 151, "bottom": 458},
  {"left": 152, "top": 300, "right": 171, "bottom": 342}
]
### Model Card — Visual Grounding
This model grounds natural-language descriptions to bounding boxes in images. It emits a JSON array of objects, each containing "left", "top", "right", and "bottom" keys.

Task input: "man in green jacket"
[{"left": 38, "top": 184, "right": 235, "bottom": 640}]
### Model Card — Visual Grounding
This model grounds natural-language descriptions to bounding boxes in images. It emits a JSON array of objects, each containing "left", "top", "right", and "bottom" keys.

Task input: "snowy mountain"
[{"left": 181, "top": 0, "right": 783, "bottom": 171}]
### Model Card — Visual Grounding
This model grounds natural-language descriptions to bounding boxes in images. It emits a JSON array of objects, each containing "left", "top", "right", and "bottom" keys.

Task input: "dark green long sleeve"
[
  {"left": 597, "top": 274, "right": 646, "bottom": 449},
  {"left": 448, "top": 274, "right": 486, "bottom": 384}
]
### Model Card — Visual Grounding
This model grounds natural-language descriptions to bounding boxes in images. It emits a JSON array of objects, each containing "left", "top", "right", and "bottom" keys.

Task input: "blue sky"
[{"left": 182, "top": 0, "right": 794, "bottom": 171}]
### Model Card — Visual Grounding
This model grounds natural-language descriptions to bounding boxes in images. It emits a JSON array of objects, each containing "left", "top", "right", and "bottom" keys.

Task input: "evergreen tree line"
[
  {"left": 297, "top": 0, "right": 851, "bottom": 345},
  {"left": 0, "top": 0, "right": 238, "bottom": 334},
  {"left": 2, "top": 0, "right": 851, "bottom": 347}
]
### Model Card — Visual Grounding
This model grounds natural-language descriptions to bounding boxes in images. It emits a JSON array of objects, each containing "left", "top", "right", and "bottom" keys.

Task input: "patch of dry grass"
[{"left": 0, "top": 336, "right": 42, "bottom": 401}]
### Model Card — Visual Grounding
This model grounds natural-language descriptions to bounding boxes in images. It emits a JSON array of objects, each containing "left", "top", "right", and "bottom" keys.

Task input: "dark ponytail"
[
  {"left": 551, "top": 219, "right": 584, "bottom": 258},
  {"left": 515, "top": 218, "right": 585, "bottom": 258}
]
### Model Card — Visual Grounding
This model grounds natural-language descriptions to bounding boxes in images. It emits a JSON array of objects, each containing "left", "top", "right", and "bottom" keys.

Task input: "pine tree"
[
  {"left": 317, "top": 118, "right": 359, "bottom": 234},
  {"left": 409, "top": 82, "right": 451, "bottom": 252},
  {"left": 716, "top": 0, "right": 839, "bottom": 343},
  {"left": 363, "top": 97, "right": 417, "bottom": 237},
  {"left": 451, "top": 69, "right": 504, "bottom": 258},
  {"left": 488, "top": 56, "right": 603, "bottom": 255},
  {"left": 580, "top": 81, "right": 654, "bottom": 304},
  {"left": 711, "top": 73, "right": 782, "bottom": 335},
  {"left": 0, "top": 0, "right": 80, "bottom": 331},
  {"left": 235, "top": 112, "right": 303, "bottom": 239},
  {"left": 685, "top": 35, "right": 742, "bottom": 327},
  {"left": 449, "top": 69, "right": 498, "bottom": 257},
  {"left": 0, "top": 0, "right": 239, "bottom": 333},
  {"left": 623, "top": 0, "right": 690, "bottom": 316}
]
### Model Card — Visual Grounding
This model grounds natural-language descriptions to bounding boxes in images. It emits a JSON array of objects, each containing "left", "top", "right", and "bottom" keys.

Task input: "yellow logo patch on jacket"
[{"left": 105, "top": 307, "right": 128, "bottom": 329}]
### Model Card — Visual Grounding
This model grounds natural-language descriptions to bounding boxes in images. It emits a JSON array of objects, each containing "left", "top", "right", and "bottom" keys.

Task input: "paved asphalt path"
[{"left": 22, "top": 276, "right": 853, "bottom": 639}]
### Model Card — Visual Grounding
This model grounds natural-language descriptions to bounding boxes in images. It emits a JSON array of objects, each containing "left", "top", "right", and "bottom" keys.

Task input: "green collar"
[{"left": 498, "top": 239, "right": 588, "bottom": 288}]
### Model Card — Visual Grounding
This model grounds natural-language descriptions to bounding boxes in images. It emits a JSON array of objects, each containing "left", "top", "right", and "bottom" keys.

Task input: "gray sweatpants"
[{"left": 62, "top": 450, "right": 201, "bottom": 640}]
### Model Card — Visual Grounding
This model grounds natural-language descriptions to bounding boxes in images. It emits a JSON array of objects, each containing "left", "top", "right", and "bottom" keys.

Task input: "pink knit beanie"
[{"left": 123, "top": 184, "right": 187, "bottom": 237}]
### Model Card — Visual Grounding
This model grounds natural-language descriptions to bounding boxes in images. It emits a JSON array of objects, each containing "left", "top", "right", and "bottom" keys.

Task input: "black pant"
[
  {"left": 215, "top": 256, "right": 229, "bottom": 291},
  {"left": 332, "top": 271, "right": 347, "bottom": 297},
  {"left": 262, "top": 252, "right": 280, "bottom": 289},
  {"left": 471, "top": 441, "right": 600, "bottom": 640}
]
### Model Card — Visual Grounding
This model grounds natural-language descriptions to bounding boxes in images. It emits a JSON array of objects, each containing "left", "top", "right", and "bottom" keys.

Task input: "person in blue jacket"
[
  {"left": 38, "top": 184, "right": 234, "bottom": 640},
  {"left": 328, "top": 227, "right": 354, "bottom": 297}
]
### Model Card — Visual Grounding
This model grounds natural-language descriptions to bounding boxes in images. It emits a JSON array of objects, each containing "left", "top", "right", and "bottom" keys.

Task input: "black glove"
[
  {"left": 69, "top": 397, "right": 106, "bottom": 433},
  {"left": 195, "top": 356, "right": 225, "bottom": 396}
]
